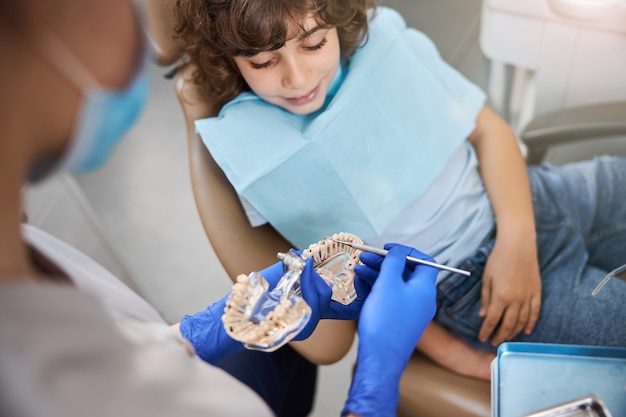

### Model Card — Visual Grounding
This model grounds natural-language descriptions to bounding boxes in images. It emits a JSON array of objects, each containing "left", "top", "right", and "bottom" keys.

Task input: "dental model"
[
  {"left": 222, "top": 232, "right": 363, "bottom": 352},
  {"left": 222, "top": 251, "right": 312, "bottom": 352},
  {"left": 301, "top": 232, "right": 363, "bottom": 305}
]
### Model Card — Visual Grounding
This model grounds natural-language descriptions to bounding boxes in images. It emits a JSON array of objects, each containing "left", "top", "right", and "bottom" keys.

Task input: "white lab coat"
[{"left": 0, "top": 225, "right": 273, "bottom": 417}]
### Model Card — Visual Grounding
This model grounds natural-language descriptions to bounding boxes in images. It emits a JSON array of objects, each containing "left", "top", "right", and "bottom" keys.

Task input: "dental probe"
[{"left": 328, "top": 238, "right": 471, "bottom": 276}]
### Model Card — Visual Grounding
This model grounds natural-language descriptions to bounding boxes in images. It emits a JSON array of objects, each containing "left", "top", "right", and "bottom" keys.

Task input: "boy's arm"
[
  {"left": 290, "top": 320, "right": 356, "bottom": 364},
  {"left": 467, "top": 106, "right": 541, "bottom": 346},
  {"left": 415, "top": 106, "right": 541, "bottom": 379}
]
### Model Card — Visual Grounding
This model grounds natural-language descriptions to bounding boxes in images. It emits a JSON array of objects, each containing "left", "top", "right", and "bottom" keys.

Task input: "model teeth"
[
  {"left": 222, "top": 232, "right": 362, "bottom": 351},
  {"left": 301, "top": 232, "right": 363, "bottom": 305}
]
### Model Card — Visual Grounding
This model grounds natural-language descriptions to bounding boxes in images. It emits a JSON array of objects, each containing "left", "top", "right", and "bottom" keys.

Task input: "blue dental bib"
[{"left": 196, "top": 7, "right": 485, "bottom": 248}]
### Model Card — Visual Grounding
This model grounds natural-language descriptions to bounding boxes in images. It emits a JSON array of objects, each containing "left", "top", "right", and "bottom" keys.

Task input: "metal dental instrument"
[
  {"left": 328, "top": 238, "right": 471, "bottom": 276},
  {"left": 591, "top": 263, "right": 626, "bottom": 296}
]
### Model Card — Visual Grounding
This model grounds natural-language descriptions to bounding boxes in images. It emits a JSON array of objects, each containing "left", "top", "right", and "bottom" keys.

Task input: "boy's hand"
[{"left": 478, "top": 238, "right": 542, "bottom": 346}]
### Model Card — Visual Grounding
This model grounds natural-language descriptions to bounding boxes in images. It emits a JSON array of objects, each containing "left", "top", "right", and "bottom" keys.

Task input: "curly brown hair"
[{"left": 174, "top": 0, "right": 376, "bottom": 107}]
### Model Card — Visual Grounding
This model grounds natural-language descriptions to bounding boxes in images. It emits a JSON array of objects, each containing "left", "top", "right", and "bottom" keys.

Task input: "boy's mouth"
[{"left": 285, "top": 83, "right": 320, "bottom": 106}]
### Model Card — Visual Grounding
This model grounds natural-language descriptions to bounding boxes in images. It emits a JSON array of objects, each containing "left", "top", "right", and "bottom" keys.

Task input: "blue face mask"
[
  {"left": 57, "top": 69, "right": 150, "bottom": 174},
  {"left": 28, "top": 28, "right": 150, "bottom": 181}
]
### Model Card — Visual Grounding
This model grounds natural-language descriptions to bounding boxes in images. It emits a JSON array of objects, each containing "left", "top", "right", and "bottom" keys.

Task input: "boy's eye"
[
  {"left": 304, "top": 38, "right": 327, "bottom": 52},
  {"left": 249, "top": 60, "right": 273, "bottom": 70}
]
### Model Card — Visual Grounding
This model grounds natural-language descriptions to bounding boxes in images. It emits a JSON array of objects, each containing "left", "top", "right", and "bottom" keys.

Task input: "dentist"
[{"left": 0, "top": 1, "right": 437, "bottom": 416}]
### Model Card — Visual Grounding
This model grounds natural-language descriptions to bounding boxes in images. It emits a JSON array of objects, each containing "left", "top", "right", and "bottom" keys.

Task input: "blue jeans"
[{"left": 436, "top": 155, "right": 626, "bottom": 351}]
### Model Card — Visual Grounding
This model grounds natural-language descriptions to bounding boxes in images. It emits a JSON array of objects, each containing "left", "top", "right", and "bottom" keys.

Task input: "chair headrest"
[{"left": 143, "top": 0, "right": 182, "bottom": 66}]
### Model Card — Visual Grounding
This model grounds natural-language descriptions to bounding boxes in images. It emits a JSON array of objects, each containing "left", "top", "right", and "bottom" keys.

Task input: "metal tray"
[{"left": 491, "top": 343, "right": 626, "bottom": 417}]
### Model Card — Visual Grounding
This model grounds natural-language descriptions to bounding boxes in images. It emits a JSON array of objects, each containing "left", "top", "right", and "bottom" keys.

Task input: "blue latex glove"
[
  {"left": 179, "top": 294, "right": 243, "bottom": 365},
  {"left": 342, "top": 244, "right": 438, "bottom": 417},
  {"left": 296, "top": 256, "right": 378, "bottom": 340}
]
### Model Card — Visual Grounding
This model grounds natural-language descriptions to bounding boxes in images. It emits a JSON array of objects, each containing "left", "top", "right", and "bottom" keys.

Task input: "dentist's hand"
[
  {"left": 343, "top": 244, "right": 438, "bottom": 417},
  {"left": 296, "top": 256, "right": 378, "bottom": 340},
  {"left": 179, "top": 250, "right": 378, "bottom": 363},
  {"left": 178, "top": 294, "right": 243, "bottom": 365},
  {"left": 176, "top": 258, "right": 300, "bottom": 364}
]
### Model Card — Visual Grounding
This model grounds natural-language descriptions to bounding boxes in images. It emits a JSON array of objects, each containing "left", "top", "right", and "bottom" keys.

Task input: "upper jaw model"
[
  {"left": 300, "top": 232, "right": 363, "bottom": 305},
  {"left": 222, "top": 232, "right": 363, "bottom": 352}
]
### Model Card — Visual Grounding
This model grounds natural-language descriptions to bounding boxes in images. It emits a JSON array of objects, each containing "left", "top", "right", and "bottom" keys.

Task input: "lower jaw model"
[{"left": 222, "top": 232, "right": 363, "bottom": 352}]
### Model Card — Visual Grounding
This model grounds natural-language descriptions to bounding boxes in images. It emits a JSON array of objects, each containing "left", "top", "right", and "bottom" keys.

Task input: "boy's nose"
[{"left": 281, "top": 57, "right": 309, "bottom": 89}]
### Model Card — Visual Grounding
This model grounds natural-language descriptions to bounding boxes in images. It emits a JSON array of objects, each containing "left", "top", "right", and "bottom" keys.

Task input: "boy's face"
[{"left": 233, "top": 15, "right": 340, "bottom": 115}]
